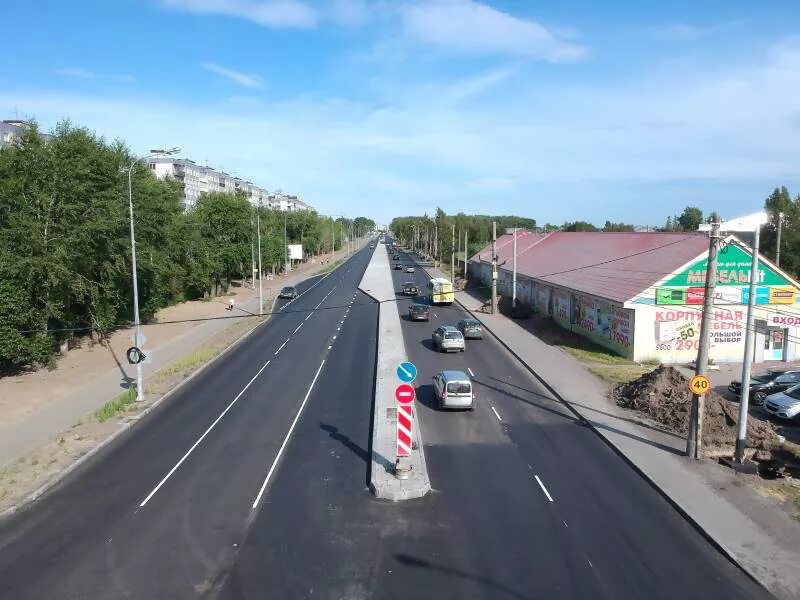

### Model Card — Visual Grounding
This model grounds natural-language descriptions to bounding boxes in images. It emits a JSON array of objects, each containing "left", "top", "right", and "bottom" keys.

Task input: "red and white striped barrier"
[{"left": 395, "top": 383, "right": 415, "bottom": 457}]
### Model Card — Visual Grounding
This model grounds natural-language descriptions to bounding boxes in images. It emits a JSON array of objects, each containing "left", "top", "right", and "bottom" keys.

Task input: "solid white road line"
[
  {"left": 292, "top": 323, "right": 303, "bottom": 335},
  {"left": 534, "top": 475, "right": 554, "bottom": 502},
  {"left": 139, "top": 359, "right": 272, "bottom": 507},
  {"left": 491, "top": 406, "right": 503, "bottom": 422},
  {"left": 467, "top": 367, "right": 475, "bottom": 377},
  {"left": 251, "top": 360, "right": 326, "bottom": 509},
  {"left": 305, "top": 313, "right": 312, "bottom": 321},
  {"left": 274, "top": 338, "right": 290, "bottom": 355}
]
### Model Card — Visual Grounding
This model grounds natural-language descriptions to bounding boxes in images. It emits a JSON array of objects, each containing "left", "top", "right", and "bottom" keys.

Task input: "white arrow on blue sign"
[{"left": 396, "top": 361, "right": 417, "bottom": 383}]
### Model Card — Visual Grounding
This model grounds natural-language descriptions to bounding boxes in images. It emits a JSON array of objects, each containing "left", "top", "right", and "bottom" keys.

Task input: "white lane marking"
[
  {"left": 333, "top": 335, "right": 337, "bottom": 339},
  {"left": 274, "top": 338, "right": 290, "bottom": 355},
  {"left": 251, "top": 360, "right": 326, "bottom": 509},
  {"left": 491, "top": 406, "right": 503, "bottom": 422},
  {"left": 563, "top": 520, "right": 569, "bottom": 528},
  {"left": 139, "top": 359, "right": 272, "bottom": 507},
  {"left": 337, "top": 327, "right": 341, "bottom": 331},
  {"left": 534, "top": 475, "right": 554, "bottom": 502},
  {"left": 305, "top": 313, "right": 312, "bottom": 321},
  {"left": 433, "top": 313, "right": 438, "bottom": 318},
  {"left": 587, "top": 559, "right": 593, "bottom": 569},
  {"left": 292, "top": 323, "right": 303, "bottom": 335},
  {"left": 328, "top": 345, "right": 332, "bottom": 349},
  {"left": 467, "top": 367, "right": 475, "bottom": 377},
  {"left": 340, "top": 320, "right": 344, "bottom": 324}
]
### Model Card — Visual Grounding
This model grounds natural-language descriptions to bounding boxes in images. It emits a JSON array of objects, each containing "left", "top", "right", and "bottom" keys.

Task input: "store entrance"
[{"left": 764, "top": 328, "right": 787, "bottom": 361}]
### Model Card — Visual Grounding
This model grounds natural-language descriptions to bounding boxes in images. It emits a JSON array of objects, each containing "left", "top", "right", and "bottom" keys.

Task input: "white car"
[{"left": 763, "top": 385, "right": 800, "bottom": 421}]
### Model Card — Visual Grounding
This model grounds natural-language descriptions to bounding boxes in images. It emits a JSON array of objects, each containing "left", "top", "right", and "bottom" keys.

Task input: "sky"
[{"left": 2, "top": 0, "right": 800, "bottom": 227}]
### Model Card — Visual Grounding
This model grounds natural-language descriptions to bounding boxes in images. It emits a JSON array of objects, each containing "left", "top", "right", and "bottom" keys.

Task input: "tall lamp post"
[{"left": 127, "top": 147, "right": 180, "bottom": 402}]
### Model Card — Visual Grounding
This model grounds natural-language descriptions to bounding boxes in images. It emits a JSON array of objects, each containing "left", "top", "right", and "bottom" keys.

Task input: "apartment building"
[{"left": 147, "top": 157, "right": 311, "bottom": 211}]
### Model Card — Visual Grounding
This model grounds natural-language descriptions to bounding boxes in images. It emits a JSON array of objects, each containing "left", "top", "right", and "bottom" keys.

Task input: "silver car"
[
  {"left": 432, "top": 325, "right": 465, "bottom": 353},
  {"left": 433, "top": 370, "right": 474, "bottom": 410},
  {"left": 764, "top": 386, "right": 800, "bottom": 421}
]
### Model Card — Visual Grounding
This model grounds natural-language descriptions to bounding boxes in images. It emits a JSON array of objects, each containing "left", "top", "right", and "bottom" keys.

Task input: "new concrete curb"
[
  {"left": 0, "top": 260, "right": 347, "bottom": 522},
  {"left": 452, "top": 296, "right": 769, "bottom": 596},
  {"left": 359, "top": 247, "right": 431, "bottom": 502}
]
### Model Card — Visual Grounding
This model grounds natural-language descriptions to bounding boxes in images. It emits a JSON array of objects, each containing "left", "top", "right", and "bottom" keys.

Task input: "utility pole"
[
  {"left": 776, "top": 212, "right": 784, "bottom": 267},
  {"left": 451, "top": 222, "right": 455, "bottom": 282},
  {"left": 256, "top": 202, "right": 263, "bottom": 315},
  {"left": 512, "top": 226, "right": 518, "bottom": 311},
  {"left": 735, "top": 225, "right": 761, "bottom": 463},
  {"left": 464, "top": 230, "right": 468, "bottom": 279},
  {"left": 687, "top": 220, "right": 721, "bottom": 459},
  {"left": 250, "top": 215, "right": 256, "bottom": 289},
  {"left": 284, "top": 211, "right": 289, "bottom": 273},
  {"left": 491, "top": 221, "right": 498, "bottom": 314},
  {"left": 457, "top": 229, "right": 462, "bottom": 280}
]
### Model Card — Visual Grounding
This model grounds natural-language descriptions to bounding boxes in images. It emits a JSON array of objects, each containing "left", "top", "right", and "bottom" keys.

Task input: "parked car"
[
  {"left": 394, "top": 263, "right": 404, "bottom": 270},
  {"left": 408, "top": 303, "right": 430, "bottom": 321},
  {"left": 402, "top": 281, "right": 419, "bottom": 296},
  {"left": 457, "top": 318, "right": 483, "bottom": 339},
  {"left": 278, "top": 286, "right": 298, "bottom": 299},
  {"left": 432, "top": 370, "right": 474, "bottom": 410},
  {"left": 764, "top": 386, "right": 800, "bottom": 421},
  {"left": 405, "top": 265, "right": 415, "bottom": 273},
  {"left": 432, "top": 325, "right": 465, "bottom": 353},
  {"left": 728, "top": 370, "right": 800, "bottom": 406}
]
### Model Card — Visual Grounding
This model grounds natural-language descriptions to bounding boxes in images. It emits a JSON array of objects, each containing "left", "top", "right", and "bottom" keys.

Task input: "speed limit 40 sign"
[{"left": 689, "top": 375, "right": 711, "bottom": 395}]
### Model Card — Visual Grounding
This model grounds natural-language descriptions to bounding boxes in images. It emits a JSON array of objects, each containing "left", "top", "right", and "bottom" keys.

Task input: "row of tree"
[{"left": 0, "top": 120, "right": 374, "bottom": 369}]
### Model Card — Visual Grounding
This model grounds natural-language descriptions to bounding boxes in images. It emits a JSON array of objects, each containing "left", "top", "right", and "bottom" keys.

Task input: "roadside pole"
[
  {"left": 464, "top": 230, "right": 468, "bottom": 279},
  {"left": 256, "top": 203, "right": 263, "bottom": 315},
  {"left": 451, "top": 222, "right": 455, "bottom": 282},
  {"left": 776, "top": 212, "right": 783, "bottom": 267},
  {"left": 687, "top": 220, "right": 721, "bottom": 459},
  {"left": 735, "top": 225, "right": 761, "bottom": 463},
  {"left": 512, "top": 226, "right": 518, "bottom": 311},
  {"left": 284, "top": 212, "right": 289, "bottom": 274},
  {"left": 491, "top": 221, "right": 498, "bottom": 314}
]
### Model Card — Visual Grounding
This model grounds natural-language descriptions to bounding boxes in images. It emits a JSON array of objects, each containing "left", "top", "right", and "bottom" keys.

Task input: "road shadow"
[
  {"left": 473, "top": 378, "right": 575, "bottom": 423},
  {"left": 420, "top": 338, "right": 438, "bottom": 352},
  {"left": 591, "top": 422, "right": 685, "bottom": 456},
  {"left": 415, "top": 383, "right": 439, "bottom": 411},
  {"left": 394, "top": 554, "right": 531, "bottom": 600},
  {"left": 320, "top": 423, "right": 370, "bottom": 464}
]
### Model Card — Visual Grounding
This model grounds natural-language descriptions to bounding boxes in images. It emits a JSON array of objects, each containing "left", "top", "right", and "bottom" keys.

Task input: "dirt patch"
[{"left": 614, "top": 365, "right": 777, "bottom": 452}]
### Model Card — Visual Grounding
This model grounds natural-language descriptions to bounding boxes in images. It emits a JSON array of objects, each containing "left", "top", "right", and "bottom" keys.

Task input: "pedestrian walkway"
[
  {"left": 419, "top": 262, "right": 800, "bottom": 600},
  {"left": 0, "top": 244, "right": 364, "bottom": 469}
]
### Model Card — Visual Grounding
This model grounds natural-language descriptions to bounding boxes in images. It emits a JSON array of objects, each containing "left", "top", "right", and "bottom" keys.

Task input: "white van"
[{"left": 432, "top": 370, "right": 474, "bottom": 411}]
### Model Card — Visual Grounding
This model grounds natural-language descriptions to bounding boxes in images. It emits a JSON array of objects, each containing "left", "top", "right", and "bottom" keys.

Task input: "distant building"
[
  {"left": 0, "top": 119, "right": 53, "bottom": 149},
  {"left": 146, "top": 157, "right": 312, "bottom": 211}
]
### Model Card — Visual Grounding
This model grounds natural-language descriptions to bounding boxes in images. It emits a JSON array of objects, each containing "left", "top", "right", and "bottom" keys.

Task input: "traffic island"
[{"left": 359, "top": 245, "right": 431, "bottom": 501}]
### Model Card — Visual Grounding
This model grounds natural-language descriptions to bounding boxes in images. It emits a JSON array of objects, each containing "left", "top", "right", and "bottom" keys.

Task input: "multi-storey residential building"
[
  {"left": 0, "top": 119, "right": 53, "bottom": 149},
  {"left": 147, "top": 157, "right": 311, "bottom": 211}
]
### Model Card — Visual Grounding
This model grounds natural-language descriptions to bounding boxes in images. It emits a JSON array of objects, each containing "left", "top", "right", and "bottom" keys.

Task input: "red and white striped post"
[{"left": 395, "top": 383, "right": 415, "bottom": 478}]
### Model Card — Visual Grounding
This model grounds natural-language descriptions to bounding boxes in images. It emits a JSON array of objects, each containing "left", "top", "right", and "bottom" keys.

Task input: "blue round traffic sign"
[{"left": 396, "top": 361, "right": 417, "bottom": 383}]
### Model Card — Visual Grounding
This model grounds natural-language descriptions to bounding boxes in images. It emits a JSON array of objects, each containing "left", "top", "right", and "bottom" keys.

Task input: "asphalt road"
[
  {"left": 0, "top": 245, "right": 378, "bottom": 599},
  {"left": 0, "top": 238, "right": 770, "bottom": 600}
]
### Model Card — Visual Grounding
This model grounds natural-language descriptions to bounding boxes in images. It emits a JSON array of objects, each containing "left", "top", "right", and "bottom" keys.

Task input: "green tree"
[
  {"left": 602, "top": 221, "right": 635, "bottom": 232},
  {"left": 761, "top": 186, "right": 799, "bottom": 277},
  {"left": 677, "top": 206, "right": 703, "bottom": 231},
  {"left": 562, "top": 221, "right": 599, "bottom": 232}
]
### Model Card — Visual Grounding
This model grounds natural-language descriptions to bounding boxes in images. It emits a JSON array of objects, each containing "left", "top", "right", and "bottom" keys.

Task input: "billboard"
[{"left": 288, "top": 244, "right": 303, "bottom": 260}]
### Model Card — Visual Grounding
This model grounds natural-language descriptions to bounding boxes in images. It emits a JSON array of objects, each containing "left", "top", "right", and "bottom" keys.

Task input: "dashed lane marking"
[{"left": 534, "top": 475, "right": 554, "bottom": 502}]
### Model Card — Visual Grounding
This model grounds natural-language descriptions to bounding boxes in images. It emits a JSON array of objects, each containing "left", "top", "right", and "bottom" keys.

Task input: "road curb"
[
  {"left": 360, "top": 246, "right": 431, "bottom": 502},
  {"left": 452, "top": 296, "right": 768, "bottom": 595}
]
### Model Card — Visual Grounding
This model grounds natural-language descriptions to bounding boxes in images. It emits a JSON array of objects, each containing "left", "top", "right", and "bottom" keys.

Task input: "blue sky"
[{"left": 2, "top": 0, "right": 800, "bottom": 226}]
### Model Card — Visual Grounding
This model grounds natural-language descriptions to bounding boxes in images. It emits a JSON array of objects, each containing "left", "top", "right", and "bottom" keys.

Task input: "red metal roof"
[{"left": 471, "top": 231, "right": 710, "bottom": 303}]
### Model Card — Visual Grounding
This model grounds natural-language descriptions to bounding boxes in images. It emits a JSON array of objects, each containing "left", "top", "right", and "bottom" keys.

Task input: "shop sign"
[
  {"left": 769, "top": 287, "right": 796, "bottom": 304},
  {"left": 663, "top": 244, "right": 790, "bottom": 287}
]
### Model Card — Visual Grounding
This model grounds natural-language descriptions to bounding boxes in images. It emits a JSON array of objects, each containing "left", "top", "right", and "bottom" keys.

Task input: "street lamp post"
[{"left": 127, "top": 147, "right": 180, "bottom": 402}]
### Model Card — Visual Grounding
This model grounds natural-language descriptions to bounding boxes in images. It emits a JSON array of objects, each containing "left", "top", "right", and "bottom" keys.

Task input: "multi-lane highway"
[{"left": 0, "top": 239, "right": 769, "bottom": 599}]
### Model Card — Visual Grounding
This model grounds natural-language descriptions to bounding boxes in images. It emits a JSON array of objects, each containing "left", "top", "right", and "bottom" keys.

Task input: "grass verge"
[
  {"left": 319, "top": 258, "right": 344, "bottom": 275},
  {"left": 588, "top": 365, "right": 651, "bottom": 384},
  {"left": 562, "top": 345, "right": 634, "bottom": 365},
  {"left": 155, "top": 346, "right": 222, "bottom": 380},
  {"left": 94, "top": 389, "right": 137, "bottom": 422}
]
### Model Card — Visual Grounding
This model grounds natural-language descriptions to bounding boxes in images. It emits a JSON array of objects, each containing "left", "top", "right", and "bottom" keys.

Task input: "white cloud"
[
  {"left": 399, "top": 0, "right": 586, "bottom": 61},
  {"left": 202, "top": 62, "right": 264, "bottom": 88},
  {"left": 649, "top": 20, "right": 744, "bottom": 42},
  {"left": 55, "top": 67, "right": 95, "bottom": 79},
  {"left": 159, "top": 0, "right": 317, "bottom": 28},
  {"left": 446, "top": 66, "right": 518, "bottom": 102}
]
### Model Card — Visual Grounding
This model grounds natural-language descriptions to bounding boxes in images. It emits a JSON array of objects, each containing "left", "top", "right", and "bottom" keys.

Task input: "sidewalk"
[
  {"left": 421, "top": 263, "right": 800, "bottom": 600},
  {"left": 0, "top": 243, "right": 364, "bottom": 470}
]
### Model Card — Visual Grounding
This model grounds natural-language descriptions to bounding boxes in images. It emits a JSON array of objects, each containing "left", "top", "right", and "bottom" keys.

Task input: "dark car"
[
  {"left": 278, "top": 286, "right": 298, "bottom": 299},
  {"left": 402, "top": 281, "right": 419, "bottom": 296},
  {"left": 395, "top": 263, "right": 404, "bottom": 270},
  {"left": 728, "top": 370, "right": 800, "bottom": 406},
  {"left": 393, "top": 254, "right": 400, "bottom": 260},
  {"left": 457, "top": 318, "right": 483, "bottom": 339},
  {"left": 408, "top": 303, "right": 430, "bottom": 321}
]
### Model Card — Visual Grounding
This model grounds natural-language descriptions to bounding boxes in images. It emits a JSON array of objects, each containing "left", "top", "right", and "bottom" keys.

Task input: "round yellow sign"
[{"left": 689, "top": 375, "right": 711, "bottom": 395}]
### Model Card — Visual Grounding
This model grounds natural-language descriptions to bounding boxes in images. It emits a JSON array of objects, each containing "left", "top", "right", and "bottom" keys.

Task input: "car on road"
[
  {"left": 395, "top": 263, "right": 404, "bottom": 270},
  {"left": 763, "top": 386, "right": 800, "bottom": 421},
  {"left": 402, "top": 281, "right": 419, "bottom": 296},
  {"left": 408, "top": 303, "right": 430, "bottom": 321},
  {"left": 432, "top": 325, "right": 465, "bottom": 353},
  {"left": 457, "top": 318, "right": 483, "bottom": 339},
  {"left": 278, "top": 286, "right": 298, "bottom": 299},
  {"left": 728, "top": 369, "right": 800, "bottom": 405},
  {"left": 393, "top": 254, "right": 400, "bottom": 260},
  {"left": 432, "top": 370, "right": 474, "bottom": 410},
  {"left": 405, "top": 265, "right": 415, "bottom": 273}
]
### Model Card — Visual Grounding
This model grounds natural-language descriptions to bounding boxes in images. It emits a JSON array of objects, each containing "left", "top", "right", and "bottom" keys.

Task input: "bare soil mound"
[{"left": 614, "top": 365, "right": 776, "bottom": 451}]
